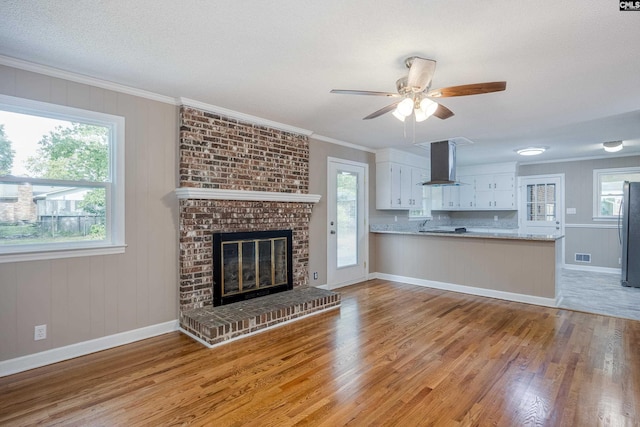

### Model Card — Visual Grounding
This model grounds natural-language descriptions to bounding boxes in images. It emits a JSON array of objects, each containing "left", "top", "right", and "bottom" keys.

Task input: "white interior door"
[
  {"left": 327, "top": 158, "right": 368, "bottom": 288},
  {"left": 519, "top": 174, "right": 565, "bottom": 236}
]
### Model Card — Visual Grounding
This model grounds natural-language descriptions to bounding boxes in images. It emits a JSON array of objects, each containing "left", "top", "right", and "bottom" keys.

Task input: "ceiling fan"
[{"left": 330, "top": 56, "right": 506, "bottom": 122}]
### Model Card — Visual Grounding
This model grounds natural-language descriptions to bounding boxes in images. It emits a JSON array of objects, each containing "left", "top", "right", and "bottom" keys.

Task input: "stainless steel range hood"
[{"left": 422, "top": 140, "right": 461, "bottom": 186}]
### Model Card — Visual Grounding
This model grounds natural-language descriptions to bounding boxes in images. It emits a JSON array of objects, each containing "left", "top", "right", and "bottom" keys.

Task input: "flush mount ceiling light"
[
  {"left": 603, "top": 140, "right": 623, "bottom": 153},
  {"left": 516, "top": 147, "right": 547, "bottom": 156}
]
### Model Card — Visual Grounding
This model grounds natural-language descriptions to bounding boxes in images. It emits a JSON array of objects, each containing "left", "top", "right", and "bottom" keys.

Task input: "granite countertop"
[{"left": 370, "top": 228, "right": 563, "bottom": 242}]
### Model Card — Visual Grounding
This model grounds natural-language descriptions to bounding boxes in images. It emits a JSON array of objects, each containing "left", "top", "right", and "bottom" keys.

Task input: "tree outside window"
[{"left": 0, "top": 114, "right": 110, "bottom": 244}]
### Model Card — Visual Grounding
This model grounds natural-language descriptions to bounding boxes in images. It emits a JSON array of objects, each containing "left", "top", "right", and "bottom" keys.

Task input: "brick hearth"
[{"left": 181, "top": 287, "right": 340, "bottom": 346}]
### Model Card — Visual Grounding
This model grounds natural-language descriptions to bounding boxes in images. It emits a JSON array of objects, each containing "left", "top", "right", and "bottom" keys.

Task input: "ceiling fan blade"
[
  {"left": 406, "top": 57, "right": 437, "bottom": 92},
  {"left": 427, "top": 81, "right": 507, "bottom": 98},
  {"left": 330, "top": 89, "right": 400, "bottom": 97},
  {"left": 433, "top": 104, "right": 454, "bottom": 120},
  {"left": 363, "top": 101, "right": 401, "bottom": 120}
]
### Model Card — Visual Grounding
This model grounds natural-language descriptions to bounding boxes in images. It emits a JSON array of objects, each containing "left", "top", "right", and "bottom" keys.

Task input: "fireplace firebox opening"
[{"left": 212, "top": 230, "right": 294, "bottom": 306}]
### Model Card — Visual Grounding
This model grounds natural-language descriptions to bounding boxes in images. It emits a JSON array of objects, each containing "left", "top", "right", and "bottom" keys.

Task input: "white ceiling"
[{"left": 1, "top": 0, "right": 640, "bottom": 165}]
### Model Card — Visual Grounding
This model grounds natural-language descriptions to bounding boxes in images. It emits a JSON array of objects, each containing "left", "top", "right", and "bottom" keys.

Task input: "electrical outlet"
[
  {"left": 313, "top": 272, "right": 318, "bottom": 280},
  {"left": 34, "top": 324, "right": 47, "bottom": 341}
]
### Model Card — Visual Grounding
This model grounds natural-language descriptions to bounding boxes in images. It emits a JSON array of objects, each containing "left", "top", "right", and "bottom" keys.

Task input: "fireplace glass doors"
[{"left": 212, "top": 230, "right": 293, "bottom": 306}]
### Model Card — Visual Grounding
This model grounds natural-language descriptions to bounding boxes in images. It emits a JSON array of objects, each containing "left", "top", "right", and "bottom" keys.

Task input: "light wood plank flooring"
[{"left": 2, "top": 279, "right": 640, "bottom": 426}]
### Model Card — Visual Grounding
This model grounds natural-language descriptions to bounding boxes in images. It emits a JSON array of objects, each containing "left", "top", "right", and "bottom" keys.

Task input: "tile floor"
[{"left": 558, "top": 268, "right": 640, "bottom": 321}]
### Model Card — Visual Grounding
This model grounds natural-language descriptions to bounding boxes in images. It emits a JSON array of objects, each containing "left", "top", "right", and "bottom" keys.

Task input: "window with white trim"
[
  {"left": 0, "top": 95, "right": 125, "bottom": 261},
  {"left": 593, "top": 167, "right": 640, "bottom": 219}
]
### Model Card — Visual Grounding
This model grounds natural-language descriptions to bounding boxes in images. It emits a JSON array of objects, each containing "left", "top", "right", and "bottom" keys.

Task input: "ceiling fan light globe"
[
  {"left": 414, "top": 108, "right": 428, "bottom": 122},
  {"left": 420, "top": 98, "right": 438, "bottom": 117},
  {"left": 392, "top": 109, "right": 406, "bottom": 122},
  {"left": 397, "top": 98, "right": 414, "bottom": 117}
]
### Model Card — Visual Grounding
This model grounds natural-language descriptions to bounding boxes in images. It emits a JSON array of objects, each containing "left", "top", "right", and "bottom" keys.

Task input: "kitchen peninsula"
[{"left": 371, "top": 227, "right": 564, "bottom": 307}]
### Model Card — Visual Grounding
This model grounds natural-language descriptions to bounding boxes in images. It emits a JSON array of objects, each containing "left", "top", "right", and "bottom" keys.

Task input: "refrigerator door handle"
[{"left": 618, "top": 198, "right": 624, "bottom": 245}]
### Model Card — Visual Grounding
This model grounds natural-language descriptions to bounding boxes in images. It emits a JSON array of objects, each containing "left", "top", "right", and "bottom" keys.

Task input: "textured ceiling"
[{"left": 1, "top": 0, "right": 639, "bottom": 165}]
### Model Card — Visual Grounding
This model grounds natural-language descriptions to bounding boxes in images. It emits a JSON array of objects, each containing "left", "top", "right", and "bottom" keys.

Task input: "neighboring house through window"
[
  {"left": 0, "top": 95, "right": 125, "bottom": 262},
  {"left": 593, "top": 167, "right": 640, "bottom": 219}
]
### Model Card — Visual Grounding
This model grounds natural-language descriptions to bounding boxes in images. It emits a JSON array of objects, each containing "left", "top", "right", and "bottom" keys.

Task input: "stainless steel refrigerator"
[{"left": 621, "top": 181, "right": 640, "bottom": 287}]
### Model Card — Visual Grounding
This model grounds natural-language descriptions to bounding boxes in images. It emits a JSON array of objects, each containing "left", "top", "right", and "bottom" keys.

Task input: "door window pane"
[
  {"left": 527, "top": 183, "right": 556, "bottom": 222},
  {"left": 336, "top": 170, "right": 357, "bottom": 268}
]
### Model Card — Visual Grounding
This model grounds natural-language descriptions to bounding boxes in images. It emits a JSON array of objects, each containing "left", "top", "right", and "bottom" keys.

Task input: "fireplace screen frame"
[{"left": 212, "top": 229, "right": 293, "bottom": 306}]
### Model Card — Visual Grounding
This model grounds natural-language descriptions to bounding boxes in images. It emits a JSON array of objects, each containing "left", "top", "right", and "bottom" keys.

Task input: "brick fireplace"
[
  {"left": 177, "top": 105, "right": 339, "bottom": 346},
  {"left": 212, "top": 229, "right": 293, "bottom": 306}
]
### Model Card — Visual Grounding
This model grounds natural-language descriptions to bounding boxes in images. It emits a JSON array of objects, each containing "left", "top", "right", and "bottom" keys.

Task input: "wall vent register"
[{"left": 575, "top": 253, "right": 592, "bottom": 263}]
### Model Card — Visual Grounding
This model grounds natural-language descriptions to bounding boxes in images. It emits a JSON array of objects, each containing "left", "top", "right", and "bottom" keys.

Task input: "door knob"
[{"left": 330, "top": 230, "right": 336, "bottom": 234}]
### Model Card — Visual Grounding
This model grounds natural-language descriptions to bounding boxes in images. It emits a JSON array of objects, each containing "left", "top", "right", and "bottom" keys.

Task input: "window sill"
[
  {"left": 592, "top": 217, "right": 619, "bottom": 222},
  {"left": 0, "top": 244, "right": 127, "bottom": 264}
]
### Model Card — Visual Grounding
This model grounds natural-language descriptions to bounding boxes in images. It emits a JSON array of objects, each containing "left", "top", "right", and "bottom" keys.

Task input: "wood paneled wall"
[{"left": 0, "top": 65, "right": 179, "bottom": 361}]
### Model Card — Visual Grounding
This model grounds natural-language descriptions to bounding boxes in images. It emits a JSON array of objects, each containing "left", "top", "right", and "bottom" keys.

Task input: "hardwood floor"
[{"left": 2, "top": 279, "right": 640, "bottom": 426}]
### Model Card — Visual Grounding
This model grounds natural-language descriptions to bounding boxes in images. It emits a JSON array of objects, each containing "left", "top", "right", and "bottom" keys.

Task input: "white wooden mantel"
[{"left": 175, "top": 187, "right": 321, "bottom": 203}]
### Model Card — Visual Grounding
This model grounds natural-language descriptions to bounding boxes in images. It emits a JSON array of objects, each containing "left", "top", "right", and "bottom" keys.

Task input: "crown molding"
[
  {"left": 175, "top": 187, "right": 321, "bottom": 204},
  {"left": 310, "top": 134, "right": 376, "bottom": 153},
  {"left": 178, "top": 97, "right": 313, "bottom": 137},
  {"left": 0, "top": 55, "right": 178, "bottom": 105},
  {"left": 518, "top": 151, "right": 640, "bottom": 166},
  {"left": 1, "top": 55, "right": 374, "bottom": 153}
]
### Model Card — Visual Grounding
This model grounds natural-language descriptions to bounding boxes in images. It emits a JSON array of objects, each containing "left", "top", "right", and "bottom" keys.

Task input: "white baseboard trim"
[
  {"left": 325, "top": 275, "right": 369, "bottom": 290},
  {"left": 180, "top": 304, "right": 341, "bottom": 349},
  {"left": 0, "top": 320, "right": 179, "bottom": 378},
  {"left": 371, "top": 272, "right": 558, "bottom": 308},
  {"left": 563, "top": 264, "right": 621, "bottom": 275}
]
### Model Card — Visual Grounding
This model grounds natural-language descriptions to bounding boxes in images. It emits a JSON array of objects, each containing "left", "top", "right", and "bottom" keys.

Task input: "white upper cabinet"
[
  {"left": 471, "top": 171, "right": 516, "bottom": 210},
  {"left": 431, "top": 163, "right": 517, "bottom": 211},
  {"left": 377, "top": 162, "right": 428, "bottom": 209},
  {"left": 375, "top": 150, "right": 516, "bottom": 212},
  {"left": 432, "top": 185, "right": 459, "bottom": 210},
  {"left": 457, "top": 175, "right": 476, "bottom": 209},
  {"left": 411, "top": 167, "right": 429, "bottom": 206},
  {"left": 375, "top": 149, "right": 429, "bottom": 210}
]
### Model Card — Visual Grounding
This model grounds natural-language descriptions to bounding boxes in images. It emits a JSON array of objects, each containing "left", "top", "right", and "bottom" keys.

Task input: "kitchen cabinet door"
[
  {"left": 474, "top": 173, "right": 516, "bottom": 209},
  {"left": 442, "top": 186, "right": 460, "bottom": 209},
  {"left": 494, "top": 188, "right": 516, "bottom": 209},
  {"left": 494, "top": 173, "right": 515, "bottom": 191},
  {"left": 376, "top": 163, "right": 426, "bottom": 209},
  {"left": 399, "top": 164, "right": 413, "bottom": 208},
  {"left": 410, "top": 167, "right": 428, "bottom": 208},
  {"left": 475, "top": 174, "right": 494, "bottom": 192},
  {"left": 476, "top": 188, "right": 494, "bottom": 209},
  {"left": 431, "top": 186, "right": 444, "bottom": 210},
  {"left": 376, "top": 162, "right": 401, "bottom": 209},
  {"left": 457, "top": 175, "right": 475, "bottom": 209}
]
